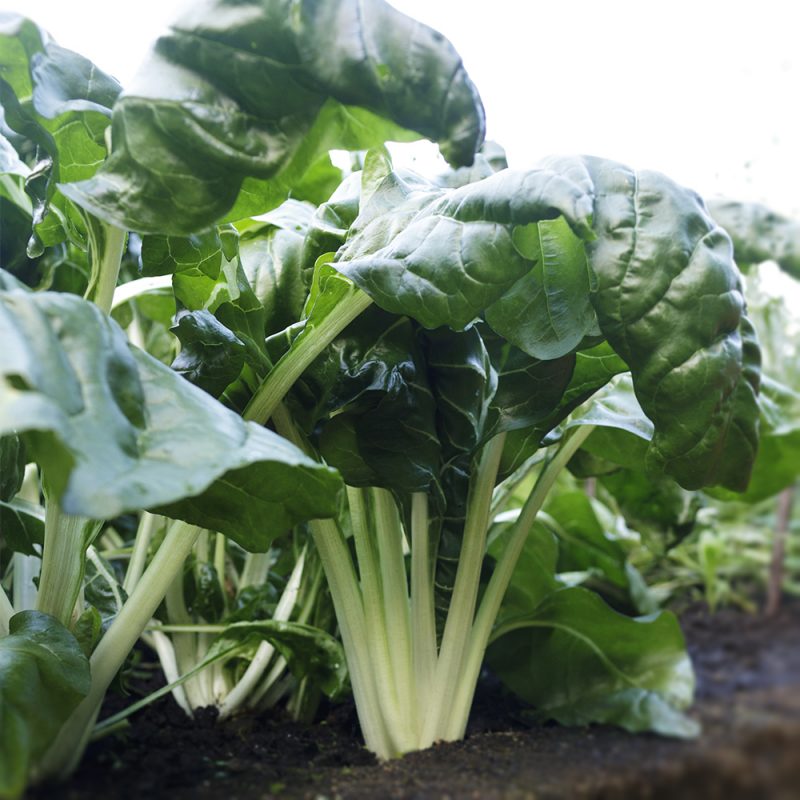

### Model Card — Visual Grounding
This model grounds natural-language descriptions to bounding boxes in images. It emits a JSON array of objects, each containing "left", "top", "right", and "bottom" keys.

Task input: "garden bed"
[{"left": 35, "top": 599, "right": 800, "bottom": 800}]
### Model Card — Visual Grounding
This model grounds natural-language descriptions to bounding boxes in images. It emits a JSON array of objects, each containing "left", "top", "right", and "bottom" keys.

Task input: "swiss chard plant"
[
  {"left": 0, "top": 0, "right": 762, "bottom": 789},
  {"left": 0, "top": 1, "right": 487, "bottom": 794}
]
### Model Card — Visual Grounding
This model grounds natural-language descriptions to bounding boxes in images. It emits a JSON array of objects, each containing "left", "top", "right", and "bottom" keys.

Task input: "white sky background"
[{"left": 6, "top": 0, "right": 798, "bottom": 218}]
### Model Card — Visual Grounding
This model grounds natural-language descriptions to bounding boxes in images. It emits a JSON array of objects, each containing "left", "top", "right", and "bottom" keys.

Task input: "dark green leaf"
[
  {"left": 0, "top": 498, "right": 43, "bottom": 556},
  {"left": 487, "top": 517, "right": 559, "bottom": 623},
  {"left": 336, "top": 166, "right": 594, "bottom": 331},
  {"left": 499, "top": 343, "right": 629, "bottom": 476},
  {"left": 238, "top": 200, "right": 312, "bottom": 337},
  {"left": 487, "top": 587, "right": 698, "bottom": 738},
  {"left": 545, "top": 155, "right": 760, "bottom": 491},
  {"left": 298, "top": 308, "right": 440, "bottom": 493},
  {"left": 60, "top": 0, "right": 484, "bottom": 234},
  {"left": 170, "top": 310, "right": 247, "bottom": 398},
  {"left": 600, "top": 469, "right": 699, "bottom": 553},
  {"left": 485, "top": 216, "right": 599, "bottom": 359},
  {"left": 708, "top": 376, "right": 800, "bottom": 503},
  {"left": 542, "top": 491, "right": 629, "bottom": 589},
  {"left": 0, "top": 434, "right": 24, "bottom": 501},
  {"left": 0, "top": 611, "right": 90, "bottom": 799}
]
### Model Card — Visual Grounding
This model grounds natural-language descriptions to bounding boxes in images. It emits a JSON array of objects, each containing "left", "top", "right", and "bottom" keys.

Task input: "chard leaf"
[
  {"left": 336, "top": 166, "right": 594, "bottom": 331},
  {"left": 487, "top": 517, "right": 559, "bottom": 623},
  {"left": 0, "top": 14, "right": 120, "bottom": 253},
  {"left": 542, "top": 491, "right": 630, "bottom": 590},
  {"left": 424, "top": 325, "right": 497, "bottom": 455},
  {"left": 238, "top": 200, "right": 313, "bottom": 337},
  {"left": 0, "top": 289, "right": 342, "bottom": 549},
  {"left": 0, "top": 434, "right": 25, "bottom": 501},
  {"left": 485, "top": 216, "right": 599, "bottom": 359},
  {"left": 499, "top": 343, "right": 629, "bottom": 476},
  {"left": 204, "top": 619, "right": 347, "bottom": 699},
  {"left": 487, "top": 586, "right": 698, "bottom": 738},
  {"left": 170, "top": 309, "right": 247, "bottom": 398},
  {"left": 0, "top": 611, "right": 90, "bottom": 800},
  {"left": 482, "top": 328, "right": 575, "bottom": 435},
  {"left": 302, "top": 172, "right": 362, "bottom": 284},
  {"left": 60, "top": 0, "right": 484, "bottom": 234},
  {"left": 0, "top": 498, "right": 43, "bottom": 556},
  {"left": 300, "top": 308, "right": 441, "bottom": 493},
  {"left": 599, "top": 469, "right": 699, "bottom": 553},
  {"left": 545, "top": 155, "right": 760, "bottom": 491},
  {"left": 708, "top": 376, "right": 800, "bottom": 504},
  {"left": 708, "top": 199, "right": 800, "bottom": 277}
]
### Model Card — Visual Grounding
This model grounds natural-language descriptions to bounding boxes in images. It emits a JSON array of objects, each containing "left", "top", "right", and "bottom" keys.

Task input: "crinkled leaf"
[
  {"left": 544, "top": 155, "right": 760, "bottom": 490},
  {"left": 60, "top": 0, "right": 484, "bottom": 234},
  {"left": 487, "top": 586, "right": 698, "bottom": 738},
  {"left": 499, "top": 343, "right": 629, "bottom": 476},
  {"left": 708, "top": 376, "right": 800, "bottom": 503},
  {"left": 485, "top": 216, "right": 600, "bottom": 359},
  {"left": 423, "top": 325, "right": 497, "bottom": 455},
  {"left": 300, "top": 309, "right": 440, "bottom": 493},
  {"left": 709, "top": 199, "right": 800, "bottom": 278},
  {"left": 336, "top": 166, "right": 594, "bottom": 331},
  {"left": 170, "top": 309, "right": 247, "bottom": 398},
  {"left": 238, "top": 200, "right": 313, "bottom": 337},
  {"left": 482, "top": 327, "right": 575, "bottom": 437},
  {"left": 0, "top": 289, "right": 342, "bottom": 549},
  {"left": 0, "top": 611, "right": 90, "bottom": 799}
]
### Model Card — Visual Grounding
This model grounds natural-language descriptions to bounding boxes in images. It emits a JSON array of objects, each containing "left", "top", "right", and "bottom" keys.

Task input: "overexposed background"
[{"left": 5, "top": 0, "right": 798, "bottom": 220}]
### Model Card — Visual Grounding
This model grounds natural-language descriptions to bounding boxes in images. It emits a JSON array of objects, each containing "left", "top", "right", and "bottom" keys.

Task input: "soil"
[{"left": 32, "top": 599, "right": 800, "bottom": 800}]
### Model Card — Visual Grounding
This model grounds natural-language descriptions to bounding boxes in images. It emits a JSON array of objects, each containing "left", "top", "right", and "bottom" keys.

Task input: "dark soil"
[{"left": 33, "top": 599, "right": 800, "bottom": 800}]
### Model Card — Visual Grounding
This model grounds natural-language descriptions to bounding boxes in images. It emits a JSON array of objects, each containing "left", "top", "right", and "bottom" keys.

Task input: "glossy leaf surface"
[
  {"left": 60, "top": 0, "right": 484, "bottom": 234},
  {"left": 0, "top": 289, "right": 341, "bottom": 549},
  {"left": 0, "top": 611, "right": 90, "bottom": 799}
]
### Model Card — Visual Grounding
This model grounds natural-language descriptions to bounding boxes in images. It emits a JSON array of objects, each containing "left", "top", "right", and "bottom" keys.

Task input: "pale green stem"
[
  {"left": 85, "top": 221, "right": 127, "bottom": 316},
  {"left": 346, "top": 486, "right": 400, "bottom": 739},
  {"left": 149, "top": 629, "right": 192, "bottom": 715},
  {"left": 36, "top": 497, "right": 98, "bottom": 627},
  {"left": 271, "top": 405, "right": 392, "bottom": 758},
  {"left": 240, "top": 551, "right": 272, "bottom": 589},
  {"left": 310, "top": 517, "right": 394, "bottom": 757},
  {"left": 40, "top": 521, "right": 202, "bottom": 780},
  {"left": 410, "top": 492, "right": 437, "bottom": 715},
  {"left": 110, "top": 275, "right": 172, "bottom": 312},
  {"left": 0, "top": 583, "right": 13, "bottom": 635},
  {"left": 123, "top": 512, "right": 160, "bottom": 594},
  {"left": 213, "top": 533, "right": 227, "bottom": 593},
  {"left": 372, "top": 487, "right": 416, "bottom": 746},
  {"left": 243, "top": 290, "right": 372, "bottom": 425},
  {"left": 165, "top": 564, "right": 209, "bottom": 710},
  {"left": 420, "top": 433, "right": 506, "bottom": 746},
  {"left": 443, "top": 425, "right": 596, "bottom": 741},
  {"left": 11, "top": 465, "right": 43, "bottom": 612},
  {"left": 218, "top": 547, "right": 307, "bottom": 718},
  {"left": 12, "top": 554, "right": 39, "bottom": 612},
  {"left": 144, "top": 624, "right": 226, "bottom": 634}
]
